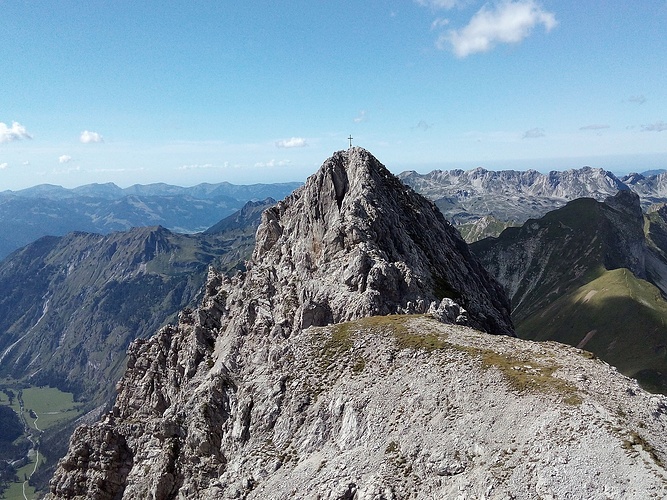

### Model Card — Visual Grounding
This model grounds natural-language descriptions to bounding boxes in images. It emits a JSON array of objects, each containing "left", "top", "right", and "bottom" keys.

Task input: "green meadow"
[{"left": 0, "top": 380, "right": 84, "bottom": 500}]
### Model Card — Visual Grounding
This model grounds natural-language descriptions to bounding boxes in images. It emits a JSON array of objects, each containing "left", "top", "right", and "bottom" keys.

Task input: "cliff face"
[
  {"left": 245, "top": 148, "right": 513, "bottom": 336},
  {"left": 46, "top": 150, "right": 667, "bottom": 499}
]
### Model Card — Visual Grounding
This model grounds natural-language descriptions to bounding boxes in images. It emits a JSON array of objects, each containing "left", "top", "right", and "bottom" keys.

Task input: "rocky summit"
[{"left": 47, "top": 149, "right": 667, "bottom": 499}]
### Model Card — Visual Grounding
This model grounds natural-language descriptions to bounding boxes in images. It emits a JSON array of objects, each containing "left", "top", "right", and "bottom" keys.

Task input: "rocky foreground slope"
[{"left": 47, "top": 149, "right": 667, "bottom": 499}]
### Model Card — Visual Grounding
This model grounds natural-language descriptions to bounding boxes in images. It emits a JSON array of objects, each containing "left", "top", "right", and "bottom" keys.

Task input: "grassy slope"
[{"left": 519, "top": 268, "right": 667, "bottom": 393}]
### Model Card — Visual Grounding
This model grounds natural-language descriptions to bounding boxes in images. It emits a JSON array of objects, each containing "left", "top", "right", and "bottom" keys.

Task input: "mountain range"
[
  {"left": 399, "top": 167, "right": 667, "bottom": 241},
  {"left": 3, "top": 159, "right": 667, "bottom": 497},
  {"left": 0, "top": 181, "right": 300, "bottom": 259},
  {"left": 44, "top": 149, "right": 667, "bottom": 499}
]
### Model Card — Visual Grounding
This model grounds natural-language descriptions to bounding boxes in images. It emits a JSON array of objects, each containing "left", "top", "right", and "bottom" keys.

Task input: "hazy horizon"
[{"left": 3, "top": 151, "right": 666, "bottom": 193}]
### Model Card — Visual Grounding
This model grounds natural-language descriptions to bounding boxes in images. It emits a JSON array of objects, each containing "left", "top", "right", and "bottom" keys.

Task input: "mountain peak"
[
  {"left": 47, "top": 149, "right": 518, "bottom": 498},
  {"left": 251, "top": 148, "right": 513, "bottom": 334}
]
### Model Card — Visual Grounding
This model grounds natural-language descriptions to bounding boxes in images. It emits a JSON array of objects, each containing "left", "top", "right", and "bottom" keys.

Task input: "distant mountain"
[
  {"left": 456, "top": 215, "right": 518, "bottom": 243},
  {"left": 471, "top": 191, "right": 667, "bottom": 393},
  {"left": 0, "top": 199, "right": 279, "bottom": 403},
  {"left": 0, "top": 181, "right": 300, "bottom": 259},
  {"left": 640, "top": 169, "right": 667, "bottom": 177},
  {"left": 399, "top": 166, "right": 627, "bottom": 225},
  {"left": 1, "top": 227, "right": 224, "bottom": 404},
  {"left": 205, "top": 197, "right": 275, "bottom": 235},
  {"left": 621, "top": 172, "right": 667, "bottom": 205},
  {"left": 400, "top": 167, "right": 667, "bottom": 237}
]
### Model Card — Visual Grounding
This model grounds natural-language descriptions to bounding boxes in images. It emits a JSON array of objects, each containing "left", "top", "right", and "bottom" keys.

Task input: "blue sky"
[{"left": 1, "top": 1, "right": 666, "bottom": 190}]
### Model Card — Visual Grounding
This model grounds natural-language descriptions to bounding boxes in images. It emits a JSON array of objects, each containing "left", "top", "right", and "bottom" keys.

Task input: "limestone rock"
[{"left": 48, "top": 150, "right": 667, "bottom": 499}]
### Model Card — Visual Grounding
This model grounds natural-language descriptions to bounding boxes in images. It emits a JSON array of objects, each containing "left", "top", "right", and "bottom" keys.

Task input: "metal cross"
[{"left": 348, "top": 135, "right": 353, "bottom": 148}]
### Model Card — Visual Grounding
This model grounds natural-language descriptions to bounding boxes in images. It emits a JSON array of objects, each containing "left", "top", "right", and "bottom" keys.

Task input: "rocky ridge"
[
  {"left": 50, "top": 312, "right": 667, "bottom": 499},
  {"left": 398, "top": 166, "right": 628, "bottom": 226},
  {"left": 46, "top": 149, "right": 667, "bottom": 499}
]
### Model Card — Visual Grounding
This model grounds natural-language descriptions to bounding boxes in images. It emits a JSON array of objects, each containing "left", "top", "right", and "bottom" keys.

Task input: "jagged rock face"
[
  {"left": 47, "top": 149, "right": 521, "bottom": 498},
  {"left": 623, "top": 171, "right": 667, "bottom": 203},
  {"left": 248, "top": 148, "right": 513, "bottom": 335},
  {"left": 400, "top": 166, "right": 627, "bottom": 201}
]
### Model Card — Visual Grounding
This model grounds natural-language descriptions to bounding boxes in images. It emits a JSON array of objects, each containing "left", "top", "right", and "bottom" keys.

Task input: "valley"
[
  {"left": 0, "top": 379, "right": 83, "bottom": 500},
  {"left": 0, "top": 196, "right": 274, "bottom": 496}
]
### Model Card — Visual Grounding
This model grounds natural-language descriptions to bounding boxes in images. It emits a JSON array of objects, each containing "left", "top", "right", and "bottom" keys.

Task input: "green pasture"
[
  {"left": 0, "top": 380, "right": 84, "bottom": 499},
  {"left": 17, "top": 386, "right": 84, "bottom": 431}
]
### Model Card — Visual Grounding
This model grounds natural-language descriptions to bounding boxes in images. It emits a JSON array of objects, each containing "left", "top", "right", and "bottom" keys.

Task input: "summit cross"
[{"left": 348, "top": 135, "right": 353, "bottom": 148}]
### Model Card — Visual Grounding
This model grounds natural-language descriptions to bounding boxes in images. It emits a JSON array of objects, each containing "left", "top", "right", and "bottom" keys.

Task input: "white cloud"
[
  {"left": 179, "top": 163, "right": 216, "bottom": 170},
  {"left": 53, "top": 165, "right": 80, "bottom": 175},
  {"left": 523, "top": 127, "right": 545, "bottom": 139},
  {"left": 0, "top": 162, "right": 8, "bottom": 170},
  {"left": 0, "top": 121, "right": 32, "bottom": 143},
  {"left": 353, "top": 110, "right": 368, "bottom": 123},
  {"left": 415, "top": 0, "right": 465, "bottom": 9},
  {"left": 275, "top": 137, "right": 307, "bottom": 148},
  {"left": 80, "top": 130, "right": 104, "bottom": 143},
  {"left": 178, "top": 162, "right": 235, "bottom": 171},
  {"left": 641, "top": 121, "right": 667, "bottom": 132},
  {"left": 628, "top": 95, "right": 646, "bottom": 105},
  {"left": 254, "top": 159, "right": 291, "bottom": 168},
  {"left": 580, "top": 124, "right": 610, "bottom": 131},
  {"left": 58, "top": 155, "right": 73, "bottom": 164},
  {"left": 431, "top": 18, "right": 450, "bottom": 30},
  {"left": 414, "top": 120, "right": 432, "bottom": 131},
  {"left": 439, "top": 0, "right": 557, "bottom": 57}
]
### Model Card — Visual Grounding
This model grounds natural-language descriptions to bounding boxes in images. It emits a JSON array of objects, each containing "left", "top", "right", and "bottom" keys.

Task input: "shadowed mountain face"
[
  {"left": 45, "top": 150, "right": 667, "bottom": 500},
  {"left": 471, "top": 190, "right": 667, "bottom": 393}
]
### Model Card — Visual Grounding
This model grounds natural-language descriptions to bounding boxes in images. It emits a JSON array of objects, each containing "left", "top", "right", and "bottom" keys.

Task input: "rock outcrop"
[
  {"left": 48, "top": 309, "right": 667, "bottom": 499},
  {"left": 47, "top": 149, "right": 667, "bottom": 499},
  {"left": 244, "top": 148, "right": 513, "bottom": 336}
]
